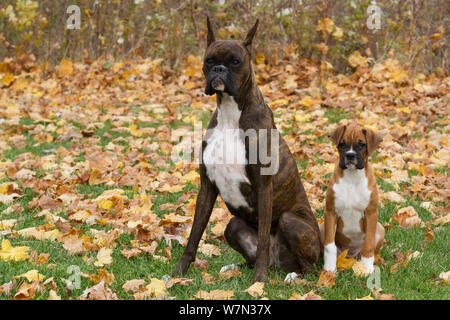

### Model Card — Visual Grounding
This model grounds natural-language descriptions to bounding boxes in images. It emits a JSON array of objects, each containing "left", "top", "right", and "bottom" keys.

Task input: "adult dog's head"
[{"left": 203, "top": 16, "right": 259, "bottom": 98}]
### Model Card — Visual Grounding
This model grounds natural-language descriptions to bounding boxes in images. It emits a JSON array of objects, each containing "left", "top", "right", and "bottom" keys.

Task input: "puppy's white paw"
[{"left": 361, "top": 256, "right": 375, "bottom": 274}]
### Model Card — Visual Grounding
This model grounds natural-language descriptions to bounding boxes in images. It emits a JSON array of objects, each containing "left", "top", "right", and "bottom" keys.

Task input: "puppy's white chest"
[
  {"left": 203, "top": 94, "right": 251, "bottom": 210},
  {"left": 333, "top": 169, "right": 371, "bottom": 240}
]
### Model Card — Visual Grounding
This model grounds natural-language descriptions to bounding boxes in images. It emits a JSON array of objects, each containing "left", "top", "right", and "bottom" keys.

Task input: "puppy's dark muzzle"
[
  {"left": 345, "top": 153, "right": 356, "bottom": 162},
  {"left": 343, "top": 151, "right": 364, "bottom": 169}
]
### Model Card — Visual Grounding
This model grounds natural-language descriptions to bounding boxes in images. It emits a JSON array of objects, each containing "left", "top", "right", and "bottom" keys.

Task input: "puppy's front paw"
[{"left": 360, "top": 256, "right": 375, "bottom": 274}]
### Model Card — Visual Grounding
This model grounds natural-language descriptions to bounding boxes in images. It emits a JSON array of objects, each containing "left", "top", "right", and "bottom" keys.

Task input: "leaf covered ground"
[{"left": 0, "top": 51, "right": 449, "bottom": 300}]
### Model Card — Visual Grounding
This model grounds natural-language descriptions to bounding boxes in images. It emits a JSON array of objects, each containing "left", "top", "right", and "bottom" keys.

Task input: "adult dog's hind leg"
[
  {"left": 278, "top": 211, "right": 321, "bottom": 274},
  {"left": 224, "top": 216, "right": 258, "bottom": 265}
]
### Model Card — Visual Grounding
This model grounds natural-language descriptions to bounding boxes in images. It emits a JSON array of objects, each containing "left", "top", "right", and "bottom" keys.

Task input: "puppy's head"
[
  {"left": 329, "top": 123, "right": 383, "bottom": 170},
  {"left": 203, "top": 16, "right": 258, "bottom": 97}
]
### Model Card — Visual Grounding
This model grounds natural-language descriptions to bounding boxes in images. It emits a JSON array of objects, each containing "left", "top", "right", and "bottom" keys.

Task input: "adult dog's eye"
[
  {"left": 205, "top": 58, "right": 214, "bottom": 65},
  {"left": 231, "top": 59, "right": 240, "bottom": 65}
]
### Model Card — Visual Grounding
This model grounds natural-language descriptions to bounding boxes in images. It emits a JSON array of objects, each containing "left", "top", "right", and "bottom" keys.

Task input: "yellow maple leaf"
[
  {"left": 336, "top": 249, "right": 356, "bottom": 270},
  {"left": 180, "top": 170, "right": 200, "bottom": 183},
  {"left": 0, "top": 239, "right": 29, "bottom": 262},
  {"left": 268, "top": 98, "right": 290, "bottom": 108},
  {"left": 390, "top": 69, "right": 409, "bottom": 83},
  {"left": 14, "top": 270, "right": 45, "bottom": 282},
  {"left": 317, "top": 269, "right": 336, "bottom": 287},
  {"left": 94, "top": 248, "right": 113, "bottom": 267},
  {"left": 255, "top": 52, "right": 265, "bottom": 65},
  {"left": 97, "top": 198, "right": 114, "bottom": 210},
  {"left": 129, "top": 124, "right": 144, "bottom": 137},
  {"left": 348, "top": 51, "right": 368, "bottom": 68},
  {"left": 294, "top": 113, "right": 311, "bottom": 122},
  {"left": 332, "top": 26, "right": 344, "bottom": 40},
  {"left": 56, "top": 59, "right": 73, "bottom": 77},
  {"left": 146, "top": 278, "right": 167, "bottom": 297},
  {"left": 2, "top": 73, "right": 15, "bottom": 87},
  {"left": 316, "top": 18, "right": 334, "bottom": 35}
]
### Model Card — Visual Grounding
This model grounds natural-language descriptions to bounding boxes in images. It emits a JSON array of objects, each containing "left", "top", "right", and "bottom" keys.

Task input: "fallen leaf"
[
  {"left": 336, "top": 249, "right": 356, "bottom": 270},
  {"left": 317, "top": 269, "right": 336, "bottom": 287},
  {"left": 121, "top": 248, "right": 142, "bottom": 259},
  {"left": 14, "top": 270, "right": 45, "bottom": 282},
  {"left": 14, "top": 281, "right": 41, "bottom": 300},
  {"left": 438, "top": 271, "right": 450, "bottom": 285},
  {"left": 352, "top": 261, "right": 370, "bottom": 277},
  {"left": 122, "top": 279, "right": 146, "bottom": 293},
  {"left": 79, "top": 280, "right": 118, "bottom": 300},
  {"left": 289, "top": 291, "right": 324, "bottom": 300},
  {"left": 392, "top": 206, "right": 423, "bottom": 228},
  {"left": 62, "top": 236, "right": 84, "bottom": 255},
  {"left": 88, "top": 269, "right": 115, "bottom": 286},
  {"left": 133, "top": 278, "right": 167, "bottom": 300},
  {"left": 48, "top": 290, "right": 62, "bottom": 300},
  {"left": 194, "top": 289, "right": 234, "bottom": 300},
  {"left": 372, "top": 289, "right": 395, "bottom": 300},
  {"left": 0, "top": 280, "right": 16, "bottom": 296},
  {"left": 94, "top": 247, "right": 113, "bottom": 267},
  {"left": 198, "top": 243, "right": 220, "bottom": 257},
  {"left": 0, "top": 239, "right": 29, "bottom": 262}
]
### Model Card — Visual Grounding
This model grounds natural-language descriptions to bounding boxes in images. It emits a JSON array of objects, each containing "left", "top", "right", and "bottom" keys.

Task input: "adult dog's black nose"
[{"left": 212, "top": 65, "right": 227, "bottom": 73}]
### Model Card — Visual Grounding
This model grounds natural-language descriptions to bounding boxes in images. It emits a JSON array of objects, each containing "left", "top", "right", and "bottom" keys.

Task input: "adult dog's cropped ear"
[
  {"left": 243, "top": 19, "right": 259, "bottom": 50},
  {"left": 363, "top": 128, "right": 383, "bottom": 156},
  {"left": 206, "top": 15, "right": 216, "bottom": 47},
  {"left": 328, "top": 125, "right": 346, "bottom": 145}
]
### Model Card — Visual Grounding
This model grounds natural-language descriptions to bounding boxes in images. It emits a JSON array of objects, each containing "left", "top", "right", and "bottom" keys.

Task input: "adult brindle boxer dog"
[{"left": 173, "top": 17, "right": 321, "bottom": 282}]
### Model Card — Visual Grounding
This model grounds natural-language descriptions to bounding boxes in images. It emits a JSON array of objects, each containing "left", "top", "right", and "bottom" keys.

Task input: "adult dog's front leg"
[
  {"left": 173, "top": 177, "right": 218, "bottom": 276},
  {"left": 253, "top": 175, "right": 273, "bottom": 282}
]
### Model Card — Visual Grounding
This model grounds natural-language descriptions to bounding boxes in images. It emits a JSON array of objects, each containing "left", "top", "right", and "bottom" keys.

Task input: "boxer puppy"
[
  {"left": 173, "top": 17, "right": 321, "bottom": 282},
  {"left": 320, "top": 123, "right": 385, "bottom": 274}
]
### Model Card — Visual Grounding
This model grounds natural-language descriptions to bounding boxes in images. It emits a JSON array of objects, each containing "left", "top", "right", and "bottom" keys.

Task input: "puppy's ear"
[
  {"left": 206, "top": 15, "right": 216, "bottom": 47},
  {"left": 363, "top": 128, "right": 383, "bottom": 156},
  {"left": 243, "top": 19, "right": 259, "bottom": 49},
  {"left": 328, "top": 125, "right": 346, "bottom": 145}
]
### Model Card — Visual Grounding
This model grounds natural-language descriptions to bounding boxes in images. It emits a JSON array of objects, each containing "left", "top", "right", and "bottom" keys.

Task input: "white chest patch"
[
  {"left": 333, "top": 168, "right": 371, "bottom": 245},
  {"left": 202, "top": 94, "right": 251, "bottom": 210}
]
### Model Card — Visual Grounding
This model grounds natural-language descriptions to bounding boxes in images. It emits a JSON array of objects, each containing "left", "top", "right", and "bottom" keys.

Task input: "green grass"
[
  {"left": 2, "top": 185, "right": 448, "bottom": 300},
  {"left": 0, "top": 113, "right": 448, "bottom": 300}
]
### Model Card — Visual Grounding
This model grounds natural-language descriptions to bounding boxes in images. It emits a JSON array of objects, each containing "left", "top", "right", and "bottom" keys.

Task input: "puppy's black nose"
[
  {"left": 212, "top": 65, "right": 227, "bottom": 73},
  {"left": 345, "top": 153, "right": 355, "bottom": 160}
]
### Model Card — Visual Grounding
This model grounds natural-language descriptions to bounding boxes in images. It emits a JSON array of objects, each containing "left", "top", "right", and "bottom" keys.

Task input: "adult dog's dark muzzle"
[{"left": 204, "top": 65, "right": 238, "bottom": 96}]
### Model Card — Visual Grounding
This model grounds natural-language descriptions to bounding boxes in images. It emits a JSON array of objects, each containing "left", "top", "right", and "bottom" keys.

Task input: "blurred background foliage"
[{"left": 0, "top": 0, "right": 448, "bottom": 74}]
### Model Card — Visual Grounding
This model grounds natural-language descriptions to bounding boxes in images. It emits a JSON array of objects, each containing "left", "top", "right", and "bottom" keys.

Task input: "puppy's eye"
[
  {"left": 338, "top": 142, "right": 346, "bottom": 149},
  {"left": 358, "top": 141, "right": 366, "bottom": 149}
]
